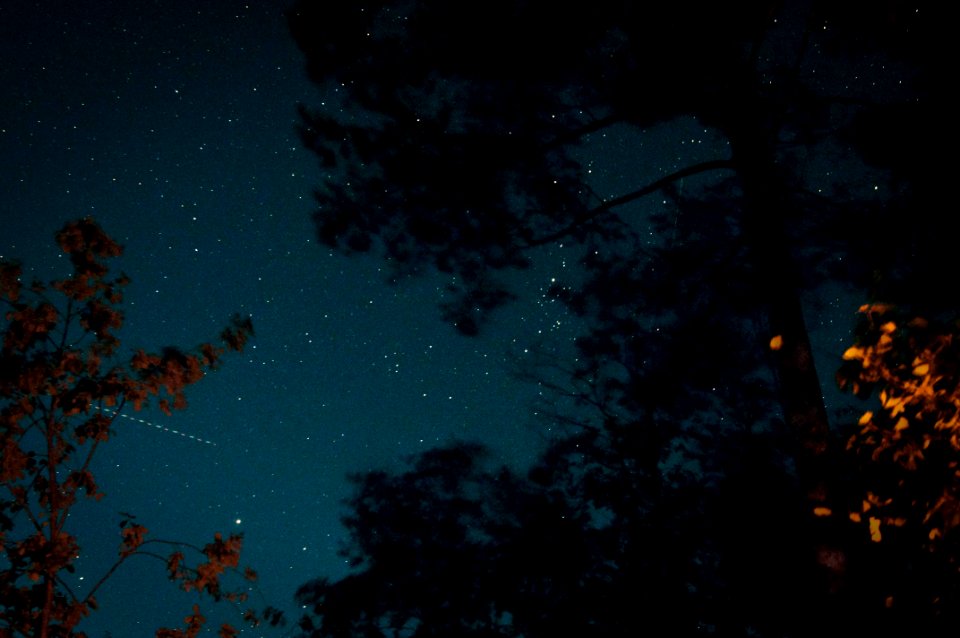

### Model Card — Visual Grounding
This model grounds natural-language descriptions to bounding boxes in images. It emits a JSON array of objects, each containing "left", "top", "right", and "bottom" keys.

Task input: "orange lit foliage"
[
  {"left": 0, "top": 219, "right": 257, "bottom": 637},
  {"left": 837, "top": 304, "right": 960, "bottom": 549}
]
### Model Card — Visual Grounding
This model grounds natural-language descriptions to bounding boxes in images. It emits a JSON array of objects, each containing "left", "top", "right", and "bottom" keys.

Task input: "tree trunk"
[{"left": 722, "top": 94, "right": 831, "bottom": 493}]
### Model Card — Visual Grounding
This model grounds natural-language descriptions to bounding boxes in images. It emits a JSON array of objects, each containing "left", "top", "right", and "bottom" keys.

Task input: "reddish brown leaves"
[
  {"left": 0, "top": 219, "right": 257, "bottom": 637},
  {"left": 155, "top": 605, "right": 206, "bottom": 638},
  {"left": 119, "top": 524, "right": 149, "bottom": 558},
  {"left": 0, "top": 260, "right": 22, "bottom": 302},
  {"left": 17, "top": 531, "right": 80, "bottom": 581},
  {"left": 55, "top": 216, "right": 122, "bottom": 277},
  {"left": 3, "top": 303, "right": 58, "bottom": 352},
  {"left": 64, "top": 469, "right": 101, "bottom": 501},
  {"left": 1, "top": 436, "right": 30, "bottom": 482},
  {"left": 159, "top": 533, "right": 252, "bottom": 637},
  {"left": 178, "top": 533, "right": 245, "bottom": 598},
  {"left": 221, "top": 315, "right": 254, "bottom": 352}
]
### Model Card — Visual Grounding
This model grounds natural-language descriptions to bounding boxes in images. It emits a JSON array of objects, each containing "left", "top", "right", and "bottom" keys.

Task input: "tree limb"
[{"left": 523, "top": 159, "right": 736, "bottom": 247}]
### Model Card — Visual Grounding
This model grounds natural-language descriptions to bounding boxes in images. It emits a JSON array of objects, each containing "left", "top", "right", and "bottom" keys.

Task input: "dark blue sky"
[
  {"left": 0, "top": 1, "right": 872, "bottom": 635},
  {"left": 0, "top": 1, "right": 572, "bottom": 633}
]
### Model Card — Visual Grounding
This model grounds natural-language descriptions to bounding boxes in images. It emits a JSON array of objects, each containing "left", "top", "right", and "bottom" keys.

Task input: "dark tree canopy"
[
  {"left": 289, "top": 0, "right": 941, "bottom": 314},
  {"left": 295, "top": 441, "right": 807, "bottom": 638},
  {"left": 287, "top": 1, "right": 950, "bottom": 636},
  {"left": 287, "top": 0, "right": 942, "bottom": 472}
]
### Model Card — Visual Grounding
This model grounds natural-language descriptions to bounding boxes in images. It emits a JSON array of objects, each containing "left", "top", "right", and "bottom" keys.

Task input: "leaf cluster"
[
  {"left": 832, "top": 306, "right": 960, "bottom": 615},
  {"left": 0, "top": 219, "right": 259, "bottom": 637}
]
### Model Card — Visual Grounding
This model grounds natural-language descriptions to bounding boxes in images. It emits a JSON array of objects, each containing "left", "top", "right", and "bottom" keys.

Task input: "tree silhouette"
[
  {"left": 296, "top": 442, "right": 716, "bottom": 637},
  {"left": 0, "top": 219, "right": 259, "bottom": 637},
  {"left": 286, "top": 1, "right": 947, "bottom": 636},
  {"left": 293, "top": 434, "right": 851, "bottom": 636},
  {"left": 288, "top": 0, "right": 937, "bottom": 477}
]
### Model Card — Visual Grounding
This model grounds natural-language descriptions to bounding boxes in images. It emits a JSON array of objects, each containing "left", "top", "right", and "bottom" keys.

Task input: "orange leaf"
[
  {"left": 842, "top": 346, "right": 864, "bottom": 361},
  {"left": 869, "top": 517, "right": 882, "bottom": 542}
]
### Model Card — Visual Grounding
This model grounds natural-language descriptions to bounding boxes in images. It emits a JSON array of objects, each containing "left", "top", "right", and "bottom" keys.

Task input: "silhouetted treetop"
[
  {"left": 287, "top": 2, "right": 952, "bottom": 635},
  {"left": 289, "top": 0, "right": 939, "bottom": 337}
]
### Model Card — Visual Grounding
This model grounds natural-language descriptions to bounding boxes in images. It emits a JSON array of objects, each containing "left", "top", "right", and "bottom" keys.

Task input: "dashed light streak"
[{"left": 95, "top": 407, "right": 217, "bottom": 446}]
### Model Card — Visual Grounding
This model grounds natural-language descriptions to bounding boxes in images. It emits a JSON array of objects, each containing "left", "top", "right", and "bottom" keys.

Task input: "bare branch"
[{"left": 523, "top": 159, "right": 736, "bottom": 247}]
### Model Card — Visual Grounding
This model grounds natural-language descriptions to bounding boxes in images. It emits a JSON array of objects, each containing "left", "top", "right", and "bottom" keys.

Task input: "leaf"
[
  {"left": 869, "top": 517, "right": 882, "bottom": 542},
  {"left": 842, "top": 346, "right": 865, "bottom": 360},
  {"left": 769, "top": 334, "right": 783, "bottom": 351},
  {"left": 120, "top": 524, "right": 149, "bottom": 557},
  {"left": 859, "top": 303, "right": 894, "bottom": 314}
]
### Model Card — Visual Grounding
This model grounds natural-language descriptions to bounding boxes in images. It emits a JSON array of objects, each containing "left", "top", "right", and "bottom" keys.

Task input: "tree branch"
[
  {"left": 84, "top": 538, "right": 207, "bottom": 603},
  {"left": 523, "top": 159, "right": 736, "bottom": 247}
]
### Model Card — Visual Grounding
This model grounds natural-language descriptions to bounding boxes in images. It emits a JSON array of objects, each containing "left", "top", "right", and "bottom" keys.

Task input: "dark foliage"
[{"left": 287, "top": 1, "right": 949, "bottom": 636}]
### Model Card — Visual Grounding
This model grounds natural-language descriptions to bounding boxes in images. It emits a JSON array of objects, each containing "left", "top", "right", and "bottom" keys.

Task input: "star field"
[
  {"left": 0, "top": 2, "right": 573, "bottom": 634},
  {"left": 0, "top": 2, "right": 904, "bottom": 635}
]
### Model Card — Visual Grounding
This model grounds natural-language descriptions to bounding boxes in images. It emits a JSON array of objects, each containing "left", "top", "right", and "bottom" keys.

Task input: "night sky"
[
  {"left": 1, "top": 2, "right": 577, "bottom": 634},
  {"left": 1, "top": 1, "right": 879, "bottom": 635}
]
